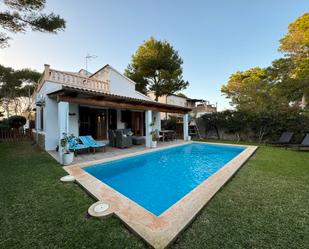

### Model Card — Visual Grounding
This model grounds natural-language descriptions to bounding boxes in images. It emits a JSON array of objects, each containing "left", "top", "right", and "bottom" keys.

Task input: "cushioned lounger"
[
  {"left": 272, "top": 131, "right": 294, "bottom": 146},
  {"left": 79, "top": 135, "right": 106, "bottom": 152},
  {"left": 68, "top": 137, "right": 90, "bottom": 154},
  {"left": 287, "top": 133, "right": 309, "bottom": 150}
]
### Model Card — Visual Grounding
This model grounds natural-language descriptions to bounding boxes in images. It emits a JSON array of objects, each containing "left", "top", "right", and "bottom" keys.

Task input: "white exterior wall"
[
  {"left": 166, "top": 95, "right": 187, "bottom": 107},
  {"left": 148, "top": 92, "right": 187, "bottom": 107},
  {"left": 116, "top": 109, "right": 125, "bottom": 129},
  {"left": 58, "top": 101, "right": 69, "bottom": 164},
  {"left": 108, "top": 68, "right": 152, "bottom": 100},
  {"left": 68, "top": 103, "right": 79, "bottom": 136},
  {"left": 153, "top": 112, "right": 161, "bottom": 131},
  {"left": 183, "top": 114, "right": 189, "bottom": 141},
  {"left": 145, "top": 110, "right": 152, "bottom": 147},
  {"left": 44, "top": 97, "right": 58, "bottom": 150},
  {"left": 35, "top": 81, "right": 62, "bottom": 150},
  {"left": 92, "top": 66, "right": 152, "bottom": 101},
  {"left": 148, "top": 92, "right": 187, "bottom": 120}
]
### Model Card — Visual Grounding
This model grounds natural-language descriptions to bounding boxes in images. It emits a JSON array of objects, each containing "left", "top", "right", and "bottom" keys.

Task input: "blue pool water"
[{"left": 84, "top": 143, "right": 245, "bottom": 216}]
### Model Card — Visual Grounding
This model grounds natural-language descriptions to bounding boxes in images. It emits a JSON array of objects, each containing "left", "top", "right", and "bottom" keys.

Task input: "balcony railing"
[
  {"left": 193, "top": 105, "right": 217, "bottom": 113},
  {"left": 39, "top": 64, "right": 109, "bottom": 93}
]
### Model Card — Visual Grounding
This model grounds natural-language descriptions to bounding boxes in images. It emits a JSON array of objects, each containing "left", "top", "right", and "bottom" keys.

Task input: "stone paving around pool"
[{"left": 63, "top": 141, "right": 258, "bottom": 249}]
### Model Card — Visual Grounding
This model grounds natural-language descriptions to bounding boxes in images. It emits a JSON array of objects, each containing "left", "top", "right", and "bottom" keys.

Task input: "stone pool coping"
[{"left": 63, "top": 141, "right": 258, "bottom": 249}]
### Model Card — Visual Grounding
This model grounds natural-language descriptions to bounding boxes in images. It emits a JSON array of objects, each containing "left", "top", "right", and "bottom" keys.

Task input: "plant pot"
[
  {"left": 151, "top": 141, "right": 157, "bottom": 148},
  {"left": 187, "top": 136, "right": 191, "bottom": 141},
  {"left": 62, "top": 152, "right": 74, "bottom": 165}
]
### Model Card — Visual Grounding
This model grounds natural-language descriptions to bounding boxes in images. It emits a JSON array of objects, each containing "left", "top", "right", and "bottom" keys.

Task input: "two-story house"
[{"left": 33, "top": 64, "right": 191, "bottom": 155}]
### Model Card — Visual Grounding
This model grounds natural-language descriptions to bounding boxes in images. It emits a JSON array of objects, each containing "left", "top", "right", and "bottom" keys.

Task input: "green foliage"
[
  {"left": 0, "top": 64, "right": 41, "bottom": 117},
  {"left": 221, "top": 68, "right": 279, "bottom": 112},
  {"left": 0, "top": 118, "right": 9, "bottom": 128},
  {"left": 222, "top": 13, "right": 309, "bottom": 111},
  {"left": 279, "top": 13, "right": 309, "bottom": 57},
  {"left": 224, "top": 111, "right": 250, "bottom": 142},
  {"left": 176, "top": 92, "right": 187, "bottom": 98},
  {"left": 7, "top": 115, "right": 26, "bottom": 128},
  {"left": 161, "top": 115, "right": 177, "bottom": 131},
  {"left": 201, "top": 110, "right": 309, "bottom": 143},
  {"left": 249, "top": 112, "right": 275, "bottom": 143},
  {"left": 202, "top": 111, "right": 228, "bottom": 139},
  {"left": 0, "top": 0, "right": 66, "bottom": 48},
  {"left": 124, "top": 37, "right": 189, "bottom": 100}
]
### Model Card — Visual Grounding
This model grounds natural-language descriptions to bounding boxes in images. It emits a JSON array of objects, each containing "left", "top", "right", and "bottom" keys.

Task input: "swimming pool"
[{"left": 84, "top": 143, "right": 245, "bottom": 216}]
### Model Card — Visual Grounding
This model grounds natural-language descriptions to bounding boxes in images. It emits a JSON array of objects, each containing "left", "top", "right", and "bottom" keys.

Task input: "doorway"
[
  {"left": 79, "top": 107, "right": 107, "bottom": 140},
  {"left": 131, "top": 111, "right": 144, "bottom": 136}
]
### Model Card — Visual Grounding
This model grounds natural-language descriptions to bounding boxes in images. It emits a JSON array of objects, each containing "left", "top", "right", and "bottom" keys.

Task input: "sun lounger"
[
  {"left": 79, "top": 135, "right": 106, "bottom": 153},
  {"left": 271, "top": 132, "right": 294, "bottom": 146},
  {"left": 68, "top": 137, "right": 90, "bottom": 154},
  {"left": 287, "top": 134, "right": 309, "bottom": 151}
]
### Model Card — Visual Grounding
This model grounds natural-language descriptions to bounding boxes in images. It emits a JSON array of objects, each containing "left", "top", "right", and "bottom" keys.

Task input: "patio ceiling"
[{"left": 47, "top": 86, "right": 192, "bottom": 114}]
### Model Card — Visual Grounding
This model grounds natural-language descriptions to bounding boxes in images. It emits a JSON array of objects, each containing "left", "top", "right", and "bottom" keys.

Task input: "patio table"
[{"left": 160, "top": 130, "right": 176, "bottom": 142}]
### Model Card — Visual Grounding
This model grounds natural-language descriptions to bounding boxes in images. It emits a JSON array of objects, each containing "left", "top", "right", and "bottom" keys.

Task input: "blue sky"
[{"left": 0, "top": 0, "right": 308, "bottom": 110}]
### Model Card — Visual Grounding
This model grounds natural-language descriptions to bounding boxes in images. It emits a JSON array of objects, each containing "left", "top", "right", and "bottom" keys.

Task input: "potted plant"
[
  {"left": 60, "top": 133, "right": 74, "bottom": 165},
  {"left": 150, "top": 122, "right": 158, "bottom": 148}
]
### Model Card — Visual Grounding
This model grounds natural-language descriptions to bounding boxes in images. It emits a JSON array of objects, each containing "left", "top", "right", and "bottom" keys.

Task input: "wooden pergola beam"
[{"left": 57, "top": 95, "right": 189, "bottom": 114}]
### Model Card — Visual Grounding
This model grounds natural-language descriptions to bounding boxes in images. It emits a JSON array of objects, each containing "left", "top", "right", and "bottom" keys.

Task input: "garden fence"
[{"left": 0, "top": 128, "right": 32, "bottom": 142}]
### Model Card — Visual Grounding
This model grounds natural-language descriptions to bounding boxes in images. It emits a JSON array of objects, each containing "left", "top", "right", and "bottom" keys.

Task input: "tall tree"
[
  {"left": 221, "top": 68, "right": 283, "bottom": 112},
  {"left": 222, "top": 13, "right": 309, "bottom": 111},
  {"left": 124, "top": 37, "right": 189, "bottom": 100},
  {"left": 279, "top": 13, "right": 309, "bottom": 107},
  {"left": 0, "top": 65, "right": 40, "bottom": 118},
  {"left": 0, "top": 0, "right": 66, "bottom": 48},
  {"left": 279, "top": 13, "right": 309, "bottom": 58}
]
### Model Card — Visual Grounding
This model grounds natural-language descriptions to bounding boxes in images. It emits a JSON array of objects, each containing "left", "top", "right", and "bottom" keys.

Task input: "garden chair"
[{"left": 115, "top": 130, "right": 132, "bottom": 148}]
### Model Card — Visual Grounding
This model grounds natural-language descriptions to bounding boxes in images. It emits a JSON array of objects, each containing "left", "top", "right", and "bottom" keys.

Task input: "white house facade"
[{"left": 34, "top": 64, "right": 191, "bottom": 155}]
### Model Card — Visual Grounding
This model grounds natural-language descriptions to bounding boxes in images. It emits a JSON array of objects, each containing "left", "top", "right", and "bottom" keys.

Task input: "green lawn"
[{"left": 0, "top": 141, "right": 308, "bottom": 249}]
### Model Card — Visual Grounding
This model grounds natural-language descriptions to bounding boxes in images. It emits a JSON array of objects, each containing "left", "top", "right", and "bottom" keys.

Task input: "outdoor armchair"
[{"left": 115, "top": 130, "right": 133, "bottom": 148}]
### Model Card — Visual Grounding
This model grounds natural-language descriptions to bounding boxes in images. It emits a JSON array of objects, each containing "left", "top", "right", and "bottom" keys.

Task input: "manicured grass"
[{"left": 1, "top": 141, "right": 308, "bottom": 248}]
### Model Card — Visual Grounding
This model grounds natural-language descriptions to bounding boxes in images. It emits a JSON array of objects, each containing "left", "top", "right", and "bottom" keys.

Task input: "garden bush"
[
  {"left": 200, "top": 109, "right": 309, "bottom": 143},
  {"left": 7, "top": 115, "right": 27, "bottom": 129}
]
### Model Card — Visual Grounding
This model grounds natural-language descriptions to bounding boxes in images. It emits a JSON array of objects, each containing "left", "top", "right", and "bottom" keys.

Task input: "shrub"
[
  {"left": 200, "top": 110, "right": 309, "bottom": 143},
  {"left": 161, "top": 116, "right": 177, "bottom": 130},
  {"left": 7, "top": 115, "right": 26, "bottom": 129},
  {"left": 0, "top": 119, "right": 9, "bottom": 128}
]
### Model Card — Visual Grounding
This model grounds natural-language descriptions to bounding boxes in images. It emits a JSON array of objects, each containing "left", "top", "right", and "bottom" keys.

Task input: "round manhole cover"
[{"left": 94, "top": 203, "right": 109, "bottom": 213}]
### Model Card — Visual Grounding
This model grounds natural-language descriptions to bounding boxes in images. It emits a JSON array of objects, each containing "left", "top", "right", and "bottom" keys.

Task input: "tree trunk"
[
  {"left": 214, "top": 126, "right": 220, "bottom": 140},
  {"left": 301, "top": 93, "right": 307, "bottom": 109},
  {"left": 236, "top": 132, "right": 240, "bottom": 142}
]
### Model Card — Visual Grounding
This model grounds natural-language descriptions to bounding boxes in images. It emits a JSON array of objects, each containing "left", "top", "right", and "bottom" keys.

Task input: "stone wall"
[
  {"left": 32, "top": 131, "right": 45, "bottom": 150},
  {"left": 196, "top": 118, "right": 256, "bottom": 141}
]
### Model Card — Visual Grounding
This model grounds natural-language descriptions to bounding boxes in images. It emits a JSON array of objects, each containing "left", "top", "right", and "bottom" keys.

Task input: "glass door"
[{"left": 95, "top": 110, "right": 107, "bottom": 140}]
